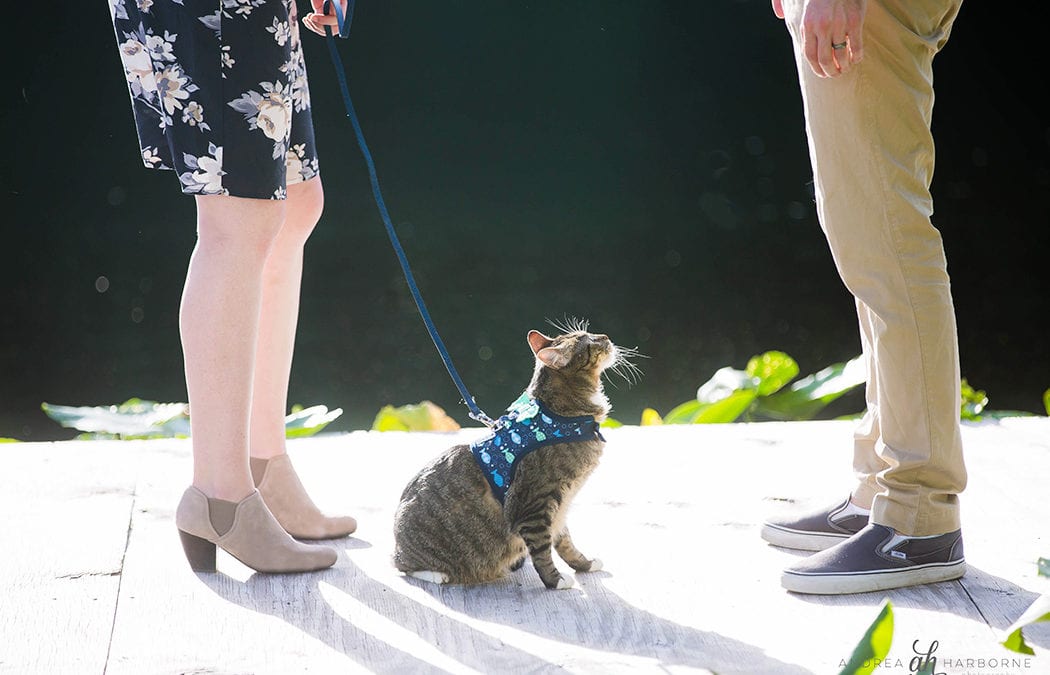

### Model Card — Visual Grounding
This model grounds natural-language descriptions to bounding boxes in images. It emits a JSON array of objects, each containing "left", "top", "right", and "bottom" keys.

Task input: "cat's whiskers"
[
  {"left": 546, "top": 315, "right": 590, "bottom": 336},
  {"left": 603, "top": 344, "right": 646, "bottom": 388}
]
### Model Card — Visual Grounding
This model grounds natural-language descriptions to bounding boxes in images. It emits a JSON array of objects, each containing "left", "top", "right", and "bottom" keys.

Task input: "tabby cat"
[{"left": 392, "top": 323, "right": 638, "bottom": 589}]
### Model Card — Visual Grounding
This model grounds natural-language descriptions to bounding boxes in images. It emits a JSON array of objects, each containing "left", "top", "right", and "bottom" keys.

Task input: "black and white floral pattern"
[{"left": 109, "top": 0, "right": 320, "bottom": 200}]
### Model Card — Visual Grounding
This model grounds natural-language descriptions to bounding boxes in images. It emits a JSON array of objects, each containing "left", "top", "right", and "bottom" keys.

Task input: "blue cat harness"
[{"left": 470, "top": 392, "right": 605, "bottom": 504}]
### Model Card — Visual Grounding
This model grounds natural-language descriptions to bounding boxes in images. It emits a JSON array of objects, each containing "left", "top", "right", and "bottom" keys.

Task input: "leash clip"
[{"left": 468, "top": 409, "right": 497, "bottom": 428}]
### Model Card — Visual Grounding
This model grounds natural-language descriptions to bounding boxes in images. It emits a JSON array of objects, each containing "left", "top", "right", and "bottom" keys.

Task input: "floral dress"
[{"left": 108, "top": 0, "right": 320, "bottom": 200}]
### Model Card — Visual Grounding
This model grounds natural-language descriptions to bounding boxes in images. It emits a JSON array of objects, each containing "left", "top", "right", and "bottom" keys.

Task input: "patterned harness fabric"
[{"left": 470, "top": 392, "right": 605, "bottom": 504}]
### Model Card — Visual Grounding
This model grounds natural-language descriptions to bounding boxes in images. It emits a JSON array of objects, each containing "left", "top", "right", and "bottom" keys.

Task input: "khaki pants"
[{"left": 780, "top": 0, "right": 967, "bottom": 536}]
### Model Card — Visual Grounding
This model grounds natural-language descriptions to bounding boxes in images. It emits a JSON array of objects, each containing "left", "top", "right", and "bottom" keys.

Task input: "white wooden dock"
[{"left": 3, "top": 418, "right": 1048, "bottom": 674}]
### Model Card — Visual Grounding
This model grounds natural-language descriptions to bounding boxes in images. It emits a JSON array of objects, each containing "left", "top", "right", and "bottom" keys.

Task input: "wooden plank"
[
  {"left": 108, "top": 435, "right": 506, "bottom": 675},
  {"left": 579, "top": 423, "right": 1013, "bottom": 674},
  {"left": 0, "top": 440, "right": 139, "bottom": 675},
  {"left": 47, "top": 417, "right": 1050, "bottom": 673},
  {"left": 953, "top": 418, "right": 1050, "bottom": 654}
]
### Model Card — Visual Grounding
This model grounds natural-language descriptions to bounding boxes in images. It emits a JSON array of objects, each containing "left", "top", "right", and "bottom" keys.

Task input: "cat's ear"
[
  {"left": 527, "top": 330, "right": 553, "bottom": 354},
  {"left": 536, "top": 346, "right": 571, "bottom": 369},
  {"left": 528, "top": 330, "right": 571, "bottom": 369}
]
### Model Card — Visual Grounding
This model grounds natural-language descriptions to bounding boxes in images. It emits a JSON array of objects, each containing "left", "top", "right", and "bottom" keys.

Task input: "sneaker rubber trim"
[
  {"left": 760, "top": 523, "right": 852, "bottom": 552},
  {"left": 781, "top": 559, "right": 966, "bottom": 595}
]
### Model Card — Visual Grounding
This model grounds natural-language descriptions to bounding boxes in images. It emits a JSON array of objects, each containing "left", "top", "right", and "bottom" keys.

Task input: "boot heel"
[{"left": 179, "top": 530, "right": 217, "bottom": 572}]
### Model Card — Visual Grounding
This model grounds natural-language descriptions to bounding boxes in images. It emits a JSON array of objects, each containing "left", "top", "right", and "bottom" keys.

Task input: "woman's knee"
[
  {"left": 282, "top": 177, "right": 325, "bottom": 244},
  {"left": 195, "top": 194, "right": 287, "bottom": 257}
]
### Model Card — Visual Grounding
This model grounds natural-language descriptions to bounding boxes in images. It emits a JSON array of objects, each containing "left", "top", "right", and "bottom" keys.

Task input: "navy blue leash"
[{"left": 320, "top": 0, "right": 495, "bottom": 427}]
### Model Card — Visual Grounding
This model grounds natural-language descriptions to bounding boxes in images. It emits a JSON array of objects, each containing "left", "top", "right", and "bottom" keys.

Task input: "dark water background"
[{"left": 3, "top": 1, "right": 1048, "bottom": 440}]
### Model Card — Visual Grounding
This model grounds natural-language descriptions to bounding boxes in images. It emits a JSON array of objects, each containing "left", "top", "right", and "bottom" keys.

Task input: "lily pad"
[
  {"left": 42, "top": 398, "right": 342, "bottom": 439},
  {"left": 284, "top": 405, "right": 343, "bottom": 438},
  {"left": 41, "top": 399, "right": 190, "bottom": 440}
]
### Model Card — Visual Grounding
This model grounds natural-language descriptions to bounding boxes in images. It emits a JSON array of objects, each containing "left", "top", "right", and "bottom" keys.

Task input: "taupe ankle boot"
[
  {"left": 252, "top": 454, "right": 358, "bottom": 540},
  {"left": 176, "top": 486, "right": 338, "bottom": 573}
]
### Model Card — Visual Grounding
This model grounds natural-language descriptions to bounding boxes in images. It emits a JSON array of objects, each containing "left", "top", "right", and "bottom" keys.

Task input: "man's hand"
[
  {"left": 772, "top": 0, "right": 866, "bottom": 78},
  {"left": 302, "top": 0, "right": 348, "bottom": 37}
]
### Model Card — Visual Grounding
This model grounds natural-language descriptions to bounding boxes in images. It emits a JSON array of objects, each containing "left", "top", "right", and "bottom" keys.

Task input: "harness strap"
[
  {"left": 470, "top": 394, "right": 605, "bottom": 504},
  {"left": 321, "top": 1, "right": 494, "bottom": 427}
]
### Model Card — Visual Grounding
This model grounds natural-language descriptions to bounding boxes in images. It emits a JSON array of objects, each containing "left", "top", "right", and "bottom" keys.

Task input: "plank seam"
[
  {"left": 958, "top": 578, "right": 992, "bottom": 629},
  {"left": 101, "top": 483, "right": 137, "bottom": 675}
]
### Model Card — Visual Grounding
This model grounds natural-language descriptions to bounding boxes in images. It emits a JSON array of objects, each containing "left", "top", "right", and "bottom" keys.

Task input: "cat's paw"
[
  {"left": 555, "top": 575, "right": 576, "bottom": 590},
  {"left": 586, "top": 558, "right": 603, "bottom": 572},
  {"left": 408, "top": 570, "right": 450, "bottom": 584}
]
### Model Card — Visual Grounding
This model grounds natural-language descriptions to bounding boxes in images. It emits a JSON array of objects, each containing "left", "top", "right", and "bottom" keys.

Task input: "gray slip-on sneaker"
[
  {"left": 761, "top": 496, "right": 870, "bottom": 551},
  {"left": 781, "top": 523, "right": 966, "bottom": 595}
]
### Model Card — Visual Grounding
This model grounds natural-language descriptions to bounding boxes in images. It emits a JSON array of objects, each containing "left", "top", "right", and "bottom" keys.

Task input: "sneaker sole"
[
  {"left": 781, "top": 560, "right": 966, "bottom": 595},
  {"left": 760, "top": 524, "right": 852, "bottom": 552}
]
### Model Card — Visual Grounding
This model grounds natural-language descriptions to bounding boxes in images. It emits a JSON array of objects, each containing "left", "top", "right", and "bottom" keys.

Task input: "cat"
[{"left": 392, "top": 321, "right": 640, "bottom": 590}]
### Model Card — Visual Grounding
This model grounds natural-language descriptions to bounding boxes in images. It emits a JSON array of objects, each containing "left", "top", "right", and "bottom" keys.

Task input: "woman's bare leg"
[
  {"left": 249, "top": 177, "right": 324, "bottom": 460},
  {"left": 181, "top": 193, "right": 287, "bottom": 501},
  {"left": 242, "top": 177, "right": 355, "bottom": 539}
]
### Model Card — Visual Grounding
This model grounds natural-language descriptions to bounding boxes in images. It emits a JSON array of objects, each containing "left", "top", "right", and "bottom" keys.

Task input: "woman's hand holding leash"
[{"left": 302, "top": 0, "right": 348, "bottom": 37}]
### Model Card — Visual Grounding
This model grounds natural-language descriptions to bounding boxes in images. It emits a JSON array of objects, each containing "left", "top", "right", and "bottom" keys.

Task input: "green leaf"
[
  {"left": 284, "top": 405, "right": 343, "bottom": 438},
  {"left": 0, "top": 438, "right": 19, "bottom": 443},
  {"left": 372, "top": 406, "right": 410, "bottom": 432},
  {"left": 696, "top": 366, "right": 757, "bottom": 404},
  {"left": 600, "top": 417, "right": 623, "bottom": 429},
  {"left": 838, "top": 600, "right": 894, "bottom": 675},
  {"left": 662, "top": 400, "right": 704, "bottom": 424},
  {"left": 746, "top": 351, "right": 799, "bottom": 397},
  {"left": 755, "top": 355, "right": 865, "bottom": 421},
  {"left": 371, "top": 401, "right": 461, "bottom": 432},
  {"left": 640, "top": 408, "right": 663, "bottom": 426},
  {"left": 1038, "top": 557, "right": 1050, "bottom": 578},
  {"left": 1001, "top": 594, "right": 1050, "bottom": 656},
  {"left": 1001, "top": 630, "right": 1036, "bottom": 657},
  {"left": 693, "top": 390, "right": 759, "bottom": 424},
  {"left": 982, "top": 410, "right": 1036, "bottom": 420},
  {"left": 960, "top": 379, "right": 988, "bottom": 421},
  {"left": 664, "top": 392, "right": 758, "bottom": 424}
]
